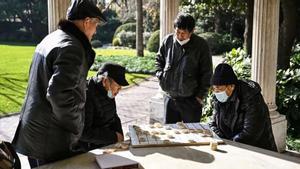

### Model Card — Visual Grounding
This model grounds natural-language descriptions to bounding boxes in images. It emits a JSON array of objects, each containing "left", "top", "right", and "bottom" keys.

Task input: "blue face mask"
[
  {"left": 214, "top": 90, "right": 229, "bottom": 103},
  {"left": 107, "top": 90, "right": 114, "bottom": 99}
]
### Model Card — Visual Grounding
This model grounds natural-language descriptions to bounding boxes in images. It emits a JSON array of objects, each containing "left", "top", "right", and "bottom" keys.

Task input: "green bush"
[
  {"left": 276, "top": 53, "right": 300, "bottom": 138},
  {"left": 91, "top": 53, "right": 156, "bottom": 74},
  {"left": 199, "top": 32, "right": 242, "bottom": 55},
  {"left": 112, "top": 38, "right": 121, "bottom": 46},
  {"left": 116, "top": 30, "right": 136, "bottom": 48},
  {"left": 147, "top": 30, "right": 160, "bottom": 53},
  {"left": 113, "top": 23, "right": 136, "bottom": 38},
  {"left": 93, "top": 9, "right": 122, "bottom": 44},
  {"left": 91, "top": 40, "right": 102, "bottom": 48}
]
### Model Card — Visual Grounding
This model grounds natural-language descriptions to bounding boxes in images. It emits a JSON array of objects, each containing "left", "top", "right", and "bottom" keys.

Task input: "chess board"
[{"left": 129, "top": 123, "right": 224, "bottom": 148}]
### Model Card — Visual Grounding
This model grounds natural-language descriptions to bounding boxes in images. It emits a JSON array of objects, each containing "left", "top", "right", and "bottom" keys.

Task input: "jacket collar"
[{"left": 58, "top": 19, "right": 95, "bottom": 68}]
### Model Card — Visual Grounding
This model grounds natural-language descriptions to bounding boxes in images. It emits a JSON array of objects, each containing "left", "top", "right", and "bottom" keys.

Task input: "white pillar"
[
  {"left": 149, "top": 0, "right": 179, "bottom": 123},
  {"left": 159, "top": 0, "right": 179, "bottom": 44},
  {"left": 48, "top": 0, "right": 70, "bottom": 33},
  {"left": 251, "top": 0, "right": 287, "bottom": 152}
]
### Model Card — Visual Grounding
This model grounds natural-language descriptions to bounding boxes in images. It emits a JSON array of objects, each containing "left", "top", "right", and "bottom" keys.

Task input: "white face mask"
[
  {"left": 214, "top": 90, "right": 229, "bottom": 103},
  {"left": 176, "top": 38, "right": 190, "bottom": 46}
]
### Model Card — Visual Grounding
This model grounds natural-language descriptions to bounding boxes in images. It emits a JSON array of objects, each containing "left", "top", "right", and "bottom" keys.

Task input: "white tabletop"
[{"left": 36, "top": 140, "right": 300, "bottom": 169}]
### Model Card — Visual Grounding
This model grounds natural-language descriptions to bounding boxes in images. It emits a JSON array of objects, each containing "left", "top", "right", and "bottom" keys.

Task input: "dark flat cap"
[
  {"left": 67, "top": 0, "right": 107, "bottom": 23},
  {"left": 98, "top": 63, "right": 129, "bottom": 86}
]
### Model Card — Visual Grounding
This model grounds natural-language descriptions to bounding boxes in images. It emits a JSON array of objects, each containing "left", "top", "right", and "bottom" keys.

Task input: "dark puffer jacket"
[
  {"left": 12, "top": 20, "right": 95, "bottom": 161},
  {"left": 156, "top": 34, "right": 212, "bottom": 98},
  {"left": 79, "top": 77, "right": 123, "bottom": 151},
  {"left": 209, "top": 80, "right": 277, "bottom": 151}
]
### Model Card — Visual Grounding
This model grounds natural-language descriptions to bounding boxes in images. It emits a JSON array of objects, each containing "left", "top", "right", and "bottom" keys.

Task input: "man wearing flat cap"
[
  {"left": 79, "top": 63, "right": 129, "bottom": 151},
  {"left": 209, "top": 63, "right": 277, "bottom": 151},
  {"left": 12, "top": 0, "right": 106, "bottom": 167}
]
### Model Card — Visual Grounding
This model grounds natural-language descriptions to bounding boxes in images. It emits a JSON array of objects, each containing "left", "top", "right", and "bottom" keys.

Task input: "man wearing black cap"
[
  {"left": 79, "top": 63, "right": 129, "bottom": 151},
  {"left": 209, "top": 63, "right": 277, "bottom": 151},
  {"left": 12, "top": 0, "right": 106, "bottom": 167}
]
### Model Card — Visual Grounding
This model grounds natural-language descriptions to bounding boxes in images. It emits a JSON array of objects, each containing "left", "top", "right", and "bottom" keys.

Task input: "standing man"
[
  {"left": 12, "top": 0, "right": 106, "bottom": 167},
  {"left": 79, "top": 63, "right": 129, "bottom": 151},
  {"left": 156, "top": 13, "right": 213, "bottom": 124}
]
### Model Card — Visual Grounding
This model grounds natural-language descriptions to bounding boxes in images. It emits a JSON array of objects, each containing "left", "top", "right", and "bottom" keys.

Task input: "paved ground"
[{"left": 0, "top": 76, "right": 159, "bottom": 142}]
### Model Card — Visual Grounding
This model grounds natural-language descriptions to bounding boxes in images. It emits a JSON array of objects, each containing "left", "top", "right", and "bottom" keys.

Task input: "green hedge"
[
  {"left": 91, "top": 54, "right": 156, "bottom": 74},
  {"left": 147, "top": 30, "right": 160, "bottom": 53},
  {"left": 113, "top": 23, "right": 136, "bottom": 38},
  {"left": 199, "top": 32, "right": 242, "bottom": 55}
]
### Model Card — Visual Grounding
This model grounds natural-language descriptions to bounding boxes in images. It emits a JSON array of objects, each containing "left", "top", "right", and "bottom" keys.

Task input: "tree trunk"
[
  {"left": 244, "top": 0, "right": 254, "bottom": 57},
  {"left": 277, "top": 0, "right": 298, "bottom": 70},
  {"left": 136, "top": 0, "right": 144, "bottom": 57},
  {"left": 214, "top": 8, "right": 222, "bottom": 34}
]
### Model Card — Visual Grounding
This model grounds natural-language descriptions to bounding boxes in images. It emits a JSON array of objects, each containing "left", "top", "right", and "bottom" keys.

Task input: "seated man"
[
  {"left": 79, "top": 63, "right": 129, "bottom": 151},
  {"left": 209, "top": 63, "right": 277, "bottom": 151}
]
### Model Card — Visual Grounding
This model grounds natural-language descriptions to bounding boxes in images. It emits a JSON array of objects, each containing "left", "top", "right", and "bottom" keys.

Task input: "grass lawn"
[{"left": 0, "top": 44, "right": 151, "bottom": 116}]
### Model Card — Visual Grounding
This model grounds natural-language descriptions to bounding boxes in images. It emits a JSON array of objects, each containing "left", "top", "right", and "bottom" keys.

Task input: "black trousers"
[{"left": 164, "top": 96, "right": 202, "bottom": 124}]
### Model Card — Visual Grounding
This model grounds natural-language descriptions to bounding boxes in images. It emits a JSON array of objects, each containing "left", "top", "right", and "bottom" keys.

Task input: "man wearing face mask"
[
  {"left": 79, "top": 63, "right": 129, "bottom": 151},
  {"left": 209, "top": 63, "right": 277, "bottom": 151},
  {"left": 156, "top": 13, "right": 213, "bottom": 124},
  {"left": 12, "top": 0, "right": 106, "bottom": 167}
]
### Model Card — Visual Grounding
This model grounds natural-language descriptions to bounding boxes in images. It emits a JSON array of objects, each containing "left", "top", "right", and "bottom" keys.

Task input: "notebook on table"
[{"left": 96, "top": 154, "right": 139, "bottom": 169}]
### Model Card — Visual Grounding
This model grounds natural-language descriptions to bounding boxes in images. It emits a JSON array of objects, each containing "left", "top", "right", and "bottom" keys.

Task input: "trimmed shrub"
[
  {"left": 112, "top": 38, "right": 121, "bottom": 46},
  {"left": 199, "top": 32, "right": 242, "bottom": 55},
  {"left": 91, "top": 40, "right": 102, "bottom": 48},
  {"left": 147, "top": 30, "right": 160, "bottom": 53},
  {"left": 116, "top": 30, "right": 136, "bottom": 48},
  {"left": 113, "top": 23, "right": 136, "bottom": 38},
  {"left": 91, "top": 53, "right": 156, "bottom": 74},
  {"left": 93, "top": 9, "right": 122, "bottom": 44}
]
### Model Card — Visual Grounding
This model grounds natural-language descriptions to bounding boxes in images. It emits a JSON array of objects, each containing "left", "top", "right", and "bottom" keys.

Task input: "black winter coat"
[
  {"left": 209, "top": 80, "right": 277, "bottom": 151},
  {"left": 155, "top": 34, "right": 213, "bottom": 98},
  {"left": 12, "top": 20, "right": 95, "bottom": 161},
  {"left": 79, "top": 77, "right": 123, "bottom": 151}
]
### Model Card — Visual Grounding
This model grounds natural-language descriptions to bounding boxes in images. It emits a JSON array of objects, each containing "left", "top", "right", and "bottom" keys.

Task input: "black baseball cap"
[
  {"left": 98, "top": 63, "right": 129, "bottom": 86},
  {"left": 67, "top": 0, "right": 107, "bottom": 23}
]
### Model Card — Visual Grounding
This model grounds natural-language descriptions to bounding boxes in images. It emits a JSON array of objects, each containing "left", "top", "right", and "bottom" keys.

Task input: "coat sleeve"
[
  {"left": 155, "top": 37, "right": 167, "bottom": 80},
  {"left": 209, "top": 101, "right": 225, "bottom": 138},
  {"left": 196, "top": 39, "right": 213, "bottom": 99},
  {"left": 46, "top": 45, "right": 85, "bottom": 135},
  {"left": 232, "top": 94, "right": 267, "bottom": 144},
  {"left": 110, "top": 114, "right": 123, "bottom": 136}
]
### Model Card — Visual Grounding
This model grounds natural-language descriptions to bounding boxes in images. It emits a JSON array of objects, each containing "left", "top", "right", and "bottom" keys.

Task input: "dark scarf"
[{"left": 58, "top": 19, "right": 95, "bottom": 68}]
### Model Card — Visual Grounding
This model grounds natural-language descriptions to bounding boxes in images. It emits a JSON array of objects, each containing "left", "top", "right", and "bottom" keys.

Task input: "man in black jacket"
[
  {"left": 79, "top": 63, "right": 129, "bottom": 151},
  {"left": 156, "top": 13, "right": 213, "bottom": 124},
  {"left": 12, "top": 0, "right": 107, "bottom": 167},
  {"left": 209, "top": 63, "right": 277, "bottom": 151}
]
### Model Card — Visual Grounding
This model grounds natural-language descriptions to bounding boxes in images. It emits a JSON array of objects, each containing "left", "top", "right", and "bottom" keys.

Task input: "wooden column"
[
  {"left": 159, "top": 0, "right": 179, "bottom": 44},
  {"left": 48, "top": 0, "right": 70, "bottom": 33},
  {"left": 251, "top": 0, "right": 287, "bottom": 152}
]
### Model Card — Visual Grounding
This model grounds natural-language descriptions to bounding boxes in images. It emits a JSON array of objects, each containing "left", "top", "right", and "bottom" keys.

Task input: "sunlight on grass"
[
  {"left": 0, "top": 44, "right": 151, "bottom": 116},
  {"left": 0, "top": 44, "right": 35, "bottom": 115}
]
